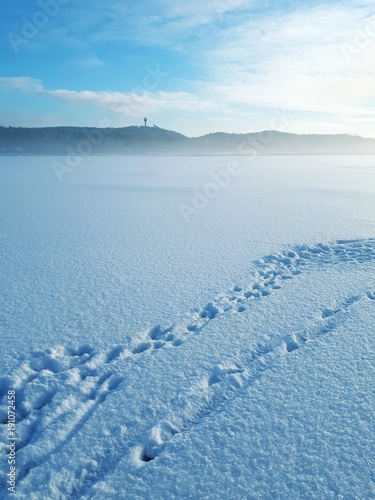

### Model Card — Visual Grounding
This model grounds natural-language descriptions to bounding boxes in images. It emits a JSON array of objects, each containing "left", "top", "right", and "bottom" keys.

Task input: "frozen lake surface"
[{"left": 0, "top": 155, "right": 374, "bottom": 498}]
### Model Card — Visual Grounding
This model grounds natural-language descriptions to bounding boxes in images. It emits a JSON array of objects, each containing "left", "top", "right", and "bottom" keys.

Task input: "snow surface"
[{"left": 0, "top": 155, "right": 374, "bottom": 499}]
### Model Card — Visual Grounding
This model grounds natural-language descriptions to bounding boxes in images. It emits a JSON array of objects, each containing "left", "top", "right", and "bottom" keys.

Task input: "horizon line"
[{"left": 1, "top": 125, "right": 374, "bottom": 141}]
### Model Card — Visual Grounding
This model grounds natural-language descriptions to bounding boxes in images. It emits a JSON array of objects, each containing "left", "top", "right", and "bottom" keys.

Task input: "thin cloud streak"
[{"left": 0, "top": 77, "right": 219, "bottom": 117}]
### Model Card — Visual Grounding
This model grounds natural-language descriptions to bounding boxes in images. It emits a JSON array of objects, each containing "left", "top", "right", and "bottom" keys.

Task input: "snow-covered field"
[{"left": 0, "top": 155, "right": 374, "bottom": 499}]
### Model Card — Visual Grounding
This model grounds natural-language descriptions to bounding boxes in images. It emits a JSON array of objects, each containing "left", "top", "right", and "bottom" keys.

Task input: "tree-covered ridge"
[{"left": 1, "top": 126, "right": 374, "bottom": 155}]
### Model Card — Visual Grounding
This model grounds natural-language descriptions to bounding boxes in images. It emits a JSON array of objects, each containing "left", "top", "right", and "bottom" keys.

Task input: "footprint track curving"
[
  {"left": 136, "top": 289, "right": 371, "bottom": 464},
  {"left": 126, "top": 238, "right": 375, "bottom": 358},
  {"left": 1, "top": 238, "right": 374, "bottom": 492}
]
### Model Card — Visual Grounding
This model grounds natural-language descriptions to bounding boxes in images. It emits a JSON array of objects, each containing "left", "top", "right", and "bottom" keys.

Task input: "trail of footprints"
[
  {"left": 0, "top": 238, "right": 374, "bottom": 488},
  {"left": 137, "top": 291, "right": 370, "bottom": 464},
  {"left": 0, "top": 345, "right": 125, "bottom": 486},
  {"left": 129, "top": 238, "right": 375, "bottom": 357}
]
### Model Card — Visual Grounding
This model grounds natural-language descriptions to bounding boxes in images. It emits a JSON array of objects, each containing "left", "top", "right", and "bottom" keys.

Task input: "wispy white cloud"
[
  {"left": 0, "top": 76, "right": 218, "bottom": 118},
  {"left": 48, "top": 89, "right": 217, "bottom": 115},
  {"left": 190, "top": 4, "right": 375, "bottom": 118},
  {"left": 44, "top": 0, "right": 252, "bottom": 50},
  {"left": 0, "top": 76, "right": 43, "bottom": 93},
  {"left": 77, "top": 55, "right": 106, "bottom": 69}
]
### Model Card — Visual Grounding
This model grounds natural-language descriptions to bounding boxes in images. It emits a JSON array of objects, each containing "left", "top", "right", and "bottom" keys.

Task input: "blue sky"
[{"left": 1, "top": 0, "right": 374, "bottom": 136}]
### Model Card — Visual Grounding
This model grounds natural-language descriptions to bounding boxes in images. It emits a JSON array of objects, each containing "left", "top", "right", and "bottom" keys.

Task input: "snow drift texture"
[{"left": 0, "top": 155, "right": 374, "bottom": 499}]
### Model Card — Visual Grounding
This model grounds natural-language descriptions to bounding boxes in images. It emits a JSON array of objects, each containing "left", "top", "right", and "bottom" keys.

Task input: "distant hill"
[{"left": 1, "top": 125, "right": 375, "bottom": 155}]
